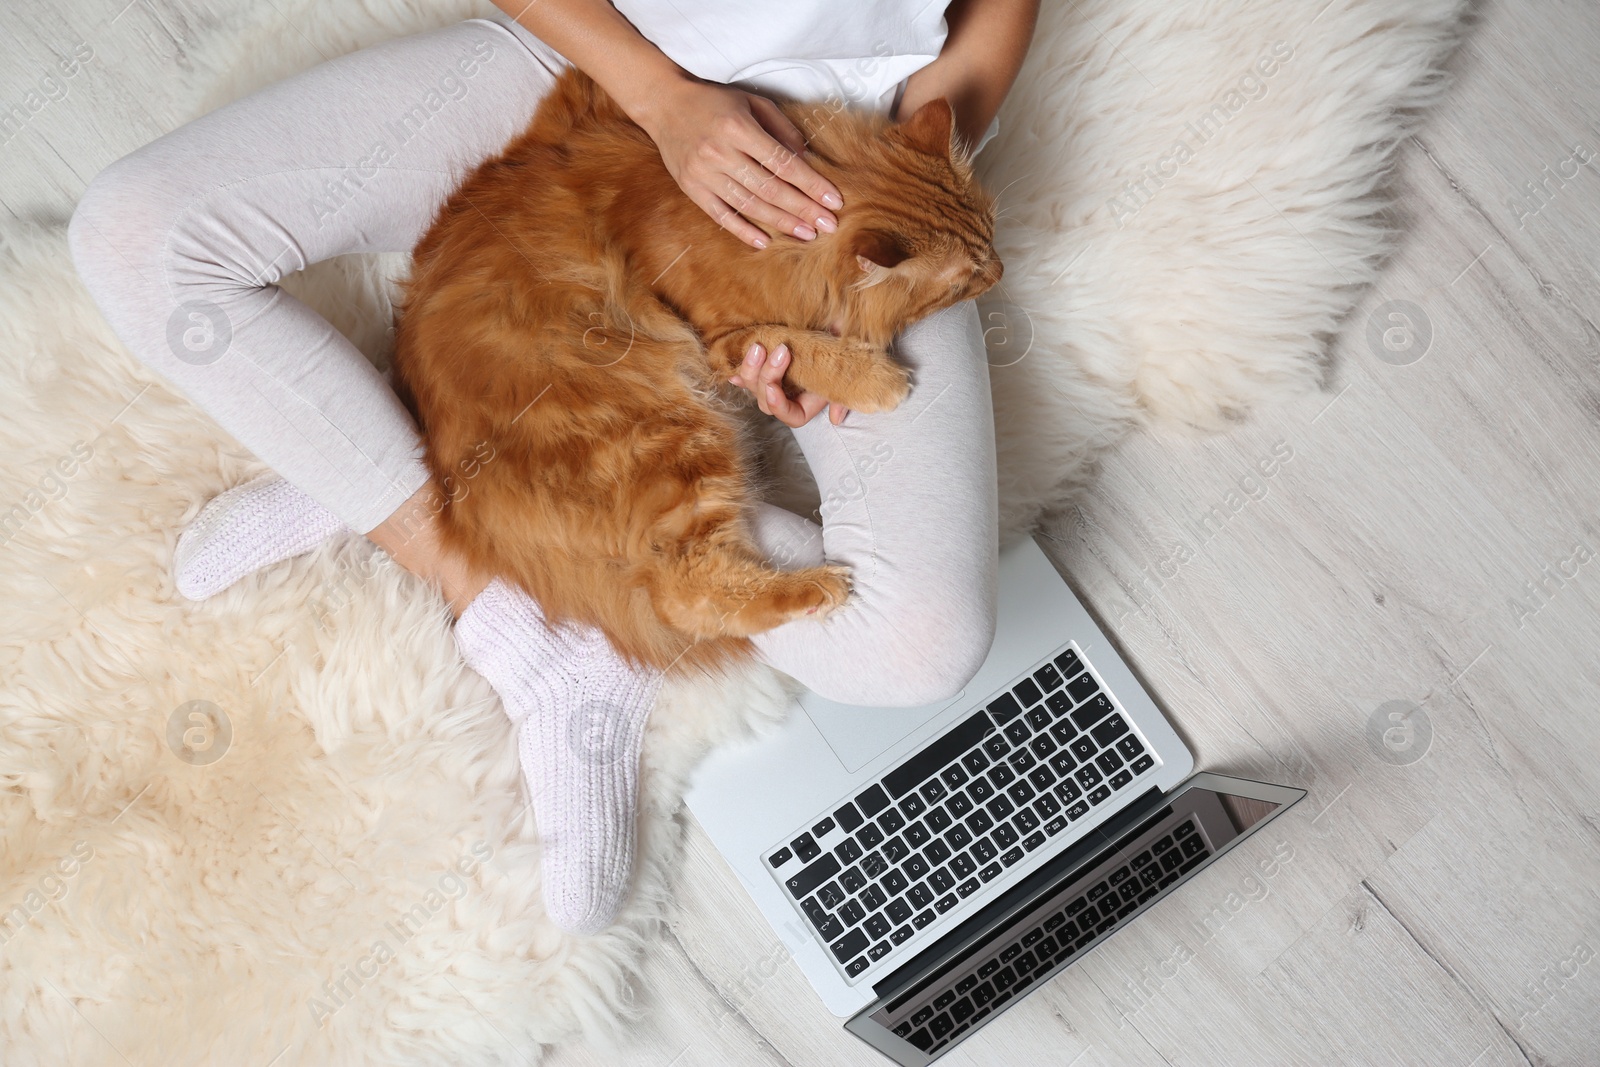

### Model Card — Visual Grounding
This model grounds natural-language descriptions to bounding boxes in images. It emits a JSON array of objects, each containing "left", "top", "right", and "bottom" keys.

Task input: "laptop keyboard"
[
  {"left": 764, "top": 642, "right": 1160, "bottom": 983},
  {"left": 888, "top": 815, "right": 1212, "bottom": 1056}
]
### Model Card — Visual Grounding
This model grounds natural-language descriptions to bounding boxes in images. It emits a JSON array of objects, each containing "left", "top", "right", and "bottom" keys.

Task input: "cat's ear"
[
  {"left": 852, "top": 229, "right": 912, "bottom": 275},
  {"left": 890, "top": 98, "right": 956, "bottom": 158}
]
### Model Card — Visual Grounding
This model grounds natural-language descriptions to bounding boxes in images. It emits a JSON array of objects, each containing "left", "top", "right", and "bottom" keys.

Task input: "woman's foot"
[
  {"left": 455, "top": 578, "right": 661, "bottom": 934},
  {"left": 174, "top": 475, "right": 660, "bottom": 932},
  {"left": 172, "top": 474, "right": 347, "bottom": 599}
]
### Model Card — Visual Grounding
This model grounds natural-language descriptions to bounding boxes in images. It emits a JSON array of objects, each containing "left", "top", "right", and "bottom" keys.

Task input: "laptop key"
[
  {"left": 987, "top": 692, "right": 1024, "bottom": 725},
  {"left": 840, "top": 899, "right": 866, "bottom": 927},
  {"left": 1066, "top": 672, "right": 1099, "bottom": 702},
  {"left": 857, "top": 823, "right": 885, "bottom": 850},
  {"left": 869, "top": 939, "right": 892, "bottom": 961},
  {"left": 1034, "top": 792, "right": 1061, "bottom": 817},
  {"left": 962, "top": 748, "right": 989, "bottom": 775},
  {"left": 883, "top": 711, "right": 992, "bottom": 799},
  {"left": 1035, "top": 662, "right": 1064, "bottom": 692},
  {"left": 840, "top": 866, "right": 866, "bottom": 894},
  {"left": 951, "top": 852, "right": 977, "bottom": 878},
  {"left": 835, "top": 803, "right": 864, "bottom": 832},
  {"left": 1049, "top": 750, "right": 1077, "bottom": 776},
  {"left": 913, "top": 909, "right": 937, "bottom": 930},
  {"left": 1091, "top": 715, "right": 1130, "bottom": 747},
  {"left": 993, "top": 824, "right": 1019, "bottom": 849},
  {"left": 930, "top": 867, "right": 956, "bottom": 893},
  {"left": 906, "top": 1026, "right": 933, "bottom": 1050},
  {"left": 835, "top": 838, "right": 863, "bottom": 865},
  {"left": 856, "top": 784, "right": 890, "bottom": 817},
  {"left": 1003, "top": 720, "right": 1030, "bottom": 745},
  {"left": 1006, "top": 780, "right": 1035, "bottom": 805},
  {"left": 786, "top": 854, "right": 841, "bottom": 899},
  {"left": 817, "top": 881, "right": 846, "bottom": 909},
  {"left": 935, "top": 893, "right": 958, "bottom": 914},
  {"left": 1069, "top": 736, "right": 1097, "bottom": 761},
  {"left": 1054, "top": 649, "right": 1083, "bottom": 677},
  {"left": 882, "top": 836, "right": 909, "bottom": 863},
  {"left": 929, "top": 1011, "right": 954, "bottom": 1037},
  {"left": 1066, "top": 800, "right": 1090, "bottom": 820},
  {"left": 792, "top": 834, "right": 819, "bottom": 862},
  {"left": 865, "top": 912, "right": 891, "bottom": 939},
  {"left": 1096, "top": 750, "right": 1124, "bottom": 774},
  {"left": 1025, "top": 706, "right": 1051, "bottom": 732},
  {"left": 979, "top": 862, "right": 1003, "bottom": 882},
  {"left": 911, "top": 1005, "right": 935, "bottom": 1026},
  {"left": 860, "top": 883, "right": 888, "bottom": 911},
  {"left": 987, "top": 795, "right": 1015, "bottom": 820},
  {"left": 966, "top": 809, "right": 994, "bottom": 836},
  {"left": 887, "top": 897, "right": 912, "bottom": 923},
  {"left": 845, "top": 956, "right": 870, "bottom": 977},
  {"left": 1046, "top": 691, "right": 1074, "bottom": 718},
  {"left": 898, "top": 793, "right": 925, "bottom": 819},
  {"left": 1110, "top": 769, "right": 1133, "bottom": 790},
  {"left": 1007, "top": 748, "right": 1036, "bottom": 774},
  {"left": 1055, "top": 778, "right": 1083, "bottom": 803},
  {"left": 904, "top": 821, "right": 930, "bottom": 848},
  {"left": 1117, "top": 735, "right": 1146, "bottom": 761},
  {"left": 957, "top": 877, "right": 981, "bottom": 897},
  {"left": 1029, "top": 733, "right": 1057, "bottom": 758},
  {"left": 909, "top": 882, "right": 934, "bottom": 908},
  {"left": 967, "top": 776, "right": 994, "bottom": 803},
  {"left": 1088, "top": 785, "right": 1112, "bottom": 805},
  {"left": 988, "top": 764, "right": 1016, "bottom": 790},
  {"left": 861, "top": 851, "right": 888, "bottom": 878},
  {"left": 946, "top": 825, "right": 974, "bottom": 851},
  {"left": 925, "top": 839, "right": 952, "bottom": 866},
  {"left": 972, "top": 837, "right": 999, "bottom": 863},
  {"left": 1071, "top": 694, "right": 1114, "bottom": 730},
  {"left": 1175, "top": 820, "right": 1196, "bottom": 838},
  {"left": 891, "top": 925, "right": 915, "bottom": 945},
  {"left": 769, "top": 847, "right": 792, "bottom": 868},
  {"left": 813, "top": 816, "right": 836, "bottom": 837},
  {"left": 1045, "top": 815, "right": 1068, "bottom": 835},
  {"left": 941, "top": 764, "right": 968, "bottom": 790},
  {"left": 815, "top": 912, "right": 844, "bottom": 941},
  {"left": 920, "top": 779, "right": 947, "bottom": 804},
  {"left": 1001, "top": 846, "right": 1025, "bottom": 867},
  {"left": 1029, "top": 766, "right": 1056, "bottom": 792},
  {"left": 1014, "top": 808, "right": 1040, "bottom": 834},
  {"left": 982, "top": 734, "right": 1011, "bottom": 761},
  {"left": 878, "top": 808, "right": 906, "bottom": 835},
  {"left": 1013, "top": 677, "right": 1043, "bottom": 707},
  {"left": 956, "top": 974, "right": 979, "bottom": 995},
  {"left": 1131, "top": 754, "right": 1155, "bottom": 774},
  {"left": 1050, "top": 722, "right": 1076, "bottom": 748},
  {"left": 883, "top": 869, "right": 910, "bottom": 896},
  {"left": 904, "top": 854, "right": 931, "bottom": 880},
  {"left": 1075, "top": 765, "right": 1103, "bottom": 788},
  {"left": 926, "top": 806, "right": 953, "bottom": 833},
  {"left": 829, "top": 928, "right": 869, "bottom": 963}
]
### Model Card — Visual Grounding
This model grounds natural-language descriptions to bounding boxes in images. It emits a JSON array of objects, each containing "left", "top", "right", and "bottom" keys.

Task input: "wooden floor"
[{"left": 7, "top": 1, "right": 1600, "bottom": 1064}]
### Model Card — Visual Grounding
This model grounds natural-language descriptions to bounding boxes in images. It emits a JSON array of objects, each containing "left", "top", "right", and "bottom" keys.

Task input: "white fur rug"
[{"left": 0, "top": 0, "right": 1463, "bottom": 1062}]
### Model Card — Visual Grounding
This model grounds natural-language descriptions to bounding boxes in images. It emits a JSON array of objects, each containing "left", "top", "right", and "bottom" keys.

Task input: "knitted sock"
[
  {"left": 455, "top": 578, "right": 662, "bottom": 934},
  {"left": 173, "top": 474, "right": 347, "bottom": 600}
]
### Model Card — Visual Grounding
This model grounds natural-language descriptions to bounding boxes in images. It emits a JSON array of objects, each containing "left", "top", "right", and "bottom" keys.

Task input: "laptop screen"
[{"left": 844, "top": 773, "right": 1304, "bottom": 1065}]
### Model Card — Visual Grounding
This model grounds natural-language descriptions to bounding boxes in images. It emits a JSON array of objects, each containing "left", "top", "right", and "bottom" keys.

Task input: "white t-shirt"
[{"left": 490, "top": 2, "right": 999, "bottom": 155}]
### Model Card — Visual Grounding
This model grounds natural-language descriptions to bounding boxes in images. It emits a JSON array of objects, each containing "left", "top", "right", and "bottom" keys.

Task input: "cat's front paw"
[{"left": 835, "top": 350, "right": 911, "bottom": 413}]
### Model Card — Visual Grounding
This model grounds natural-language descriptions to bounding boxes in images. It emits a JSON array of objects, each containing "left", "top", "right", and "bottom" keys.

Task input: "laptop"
[{"left": 685, "top": 536, "right": 1304, "bottom": 1063}]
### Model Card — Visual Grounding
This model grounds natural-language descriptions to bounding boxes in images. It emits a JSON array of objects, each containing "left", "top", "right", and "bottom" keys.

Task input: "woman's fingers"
[
  {"left": 726, "top": 343, "right": 832, "bottom": 427},
  {"left": 745, "top": 95, "right": 844, "bottom": 213},
  {"left": 718, "top": 171, "right": 817, "bottom": 241},
  {"left": 692, "top": 188, "right": 771, "bottom": 249}
]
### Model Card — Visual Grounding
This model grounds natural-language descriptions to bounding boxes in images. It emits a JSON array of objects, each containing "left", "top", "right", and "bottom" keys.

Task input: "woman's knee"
[{"left": 832, "top": 585, "right": 998, "bottom": 708}]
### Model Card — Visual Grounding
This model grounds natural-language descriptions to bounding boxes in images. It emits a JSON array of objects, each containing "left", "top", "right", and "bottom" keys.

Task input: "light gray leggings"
[{"left": 68, "top": 17, "right": 999, "bottom": 707}]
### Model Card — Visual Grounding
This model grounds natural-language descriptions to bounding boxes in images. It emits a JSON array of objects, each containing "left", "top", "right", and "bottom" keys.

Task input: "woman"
[{"left": 68, "top": 0, "right": 1039, "bottom": 934}]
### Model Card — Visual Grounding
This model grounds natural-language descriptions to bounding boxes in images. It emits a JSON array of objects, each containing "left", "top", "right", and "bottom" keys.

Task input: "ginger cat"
[{"left": 393, "top": 68, "right": 1001, "bottom": 674}]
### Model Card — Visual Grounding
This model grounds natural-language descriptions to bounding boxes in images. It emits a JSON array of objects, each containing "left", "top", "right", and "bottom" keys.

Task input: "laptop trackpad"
[{"left": 800, "top": 690, "right": 967, "bottom": 774}]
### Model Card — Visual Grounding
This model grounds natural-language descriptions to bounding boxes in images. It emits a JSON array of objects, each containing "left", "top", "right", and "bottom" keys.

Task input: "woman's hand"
[
  {"left": 638, "top": 80, "right": 844, "bottom": 250},
  {"left": 726, "top": 342, "right": 848, "bottom": 428}
]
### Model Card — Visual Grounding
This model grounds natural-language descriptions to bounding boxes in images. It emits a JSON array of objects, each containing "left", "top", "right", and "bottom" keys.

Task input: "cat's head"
[{"left": 835, "top": 99, "right": 1003, "bottom": 323}]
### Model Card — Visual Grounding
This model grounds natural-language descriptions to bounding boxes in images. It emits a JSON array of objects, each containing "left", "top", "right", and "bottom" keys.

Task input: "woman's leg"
[
  {"left": 751, "top": 299, "right": 1000, "bottom": 708},
  {"left": 67, "top": 20, "right": 654, "bottom": 934}
]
